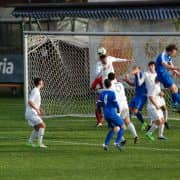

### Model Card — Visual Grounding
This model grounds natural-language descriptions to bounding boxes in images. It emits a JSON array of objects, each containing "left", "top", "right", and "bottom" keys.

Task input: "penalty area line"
[{"left": 46, "top": 139, "right": 180, "bottom": 152}]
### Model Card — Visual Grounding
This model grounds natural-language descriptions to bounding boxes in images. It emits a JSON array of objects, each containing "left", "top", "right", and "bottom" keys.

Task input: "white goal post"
[{"left": 24, "top": 31, "right": 180, "bottom": 119}]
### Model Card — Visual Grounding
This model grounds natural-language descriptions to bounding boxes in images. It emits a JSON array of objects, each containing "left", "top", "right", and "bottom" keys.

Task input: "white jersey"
[
  {"left": 144, "top": 71, "right": 157, "bottom": 97},
  {"left": 143, "top": 71, "right": 166, "bottom": 107},
  {"left": 95, "top": 61, "right": 103, "bottom": 78},
  {"left": 102, "top": 56, "right": 127, "bottom": 82},
  {"left": 137, "top": 71, "right": 157, "bottom": 97},
  {"left": 111, "top": 80, "right": 128, "bottom": 108},
  {"left": 147, "top": 83, "right": 161, "bottom": 107},
  {"left": 25, "top": 87, "right": 41, "bottom": 116},
  {"left": 111, "top": 80, "right": 129, "bottom": 119}
]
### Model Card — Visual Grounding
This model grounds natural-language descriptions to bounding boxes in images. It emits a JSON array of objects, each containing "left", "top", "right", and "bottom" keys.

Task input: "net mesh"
[{"left": 26, "top": 34, "right": 180, "bottom": 119}]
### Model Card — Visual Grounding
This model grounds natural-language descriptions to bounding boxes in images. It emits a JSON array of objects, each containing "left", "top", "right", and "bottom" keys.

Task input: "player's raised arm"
[
  {"left": 161, "top": 44, "right": 180, "bottom": 71},
  {"left": 162, "top": 60, "right": 180, "bottom": 71},
  {"left": 123, "top": 74, "right": 134, "bottom": 86},
  {"left": 172, "top": 70, "right": 180, "bottom": 78},
  {"left": 110, "top": 56, "right": 132, "bottom": 63},
  {"left": 130, "top": 65, "right": 145, "bottom": 86},
  {"left": 155, "top": 44, "right": 180, "bottom": 108},
  {"left": 136, "top": 71, "right": 145, "bottom": 86}
]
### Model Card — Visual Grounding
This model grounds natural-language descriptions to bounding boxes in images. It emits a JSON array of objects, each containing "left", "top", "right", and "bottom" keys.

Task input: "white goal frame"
[{"left": 23, "top": 31, "right": 180, "bottom": 119}]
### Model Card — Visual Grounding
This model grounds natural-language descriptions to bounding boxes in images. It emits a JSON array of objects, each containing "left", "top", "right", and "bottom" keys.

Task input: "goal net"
[{"left": 24, "top": 32, "right": 180, "bottom": 119}]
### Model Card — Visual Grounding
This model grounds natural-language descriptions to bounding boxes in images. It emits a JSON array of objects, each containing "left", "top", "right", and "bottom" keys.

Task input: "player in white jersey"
[
  {"left": 97, "top": 47, "right": 131, "bottom": 83},
  {"left": 108, "top": 72, "right": 138, "bottom": 144},
  {"left": 138, "top": 61, "right": 169, "bottom": 129},
  {"left": 146, "top": 77, "right": 167, "bottom": 141},
  {"left": 25, "top": 78, "right": 47, "bottom": 148},
  {"left": 92, "top": 47, "right": 131, "bottom": 127}
]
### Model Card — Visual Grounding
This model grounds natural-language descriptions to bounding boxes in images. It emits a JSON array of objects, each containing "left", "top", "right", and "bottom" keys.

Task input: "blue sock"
[
  {"left": 172, "top": 93, "right": 180, "bottom": 104},
  {"left": 115, "top": 128, "right": 125, "bottom": 144},
  {"left": 104, "top": 130, "right": 115, "bottom": 145},
  {"left": 136, "top": 111, "right": 144, "bottom": 124}
]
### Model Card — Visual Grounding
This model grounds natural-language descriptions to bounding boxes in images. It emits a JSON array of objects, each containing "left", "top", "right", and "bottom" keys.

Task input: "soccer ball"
[{"left": 97, "top": 47, "right": 107, "bottom": 56}]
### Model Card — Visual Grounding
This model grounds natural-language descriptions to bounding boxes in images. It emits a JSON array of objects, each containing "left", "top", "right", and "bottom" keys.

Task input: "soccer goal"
[{"left": 24, "top": 31, "right": 180, "bottom": 119}]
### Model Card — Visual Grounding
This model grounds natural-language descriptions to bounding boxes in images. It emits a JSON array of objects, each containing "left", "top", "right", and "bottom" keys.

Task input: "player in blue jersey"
[
  {"left": 97, "top": 79, "right": 125, "bottom": 151},
  {"left": 155, "top": 44, "right": 180, "bottom": 108},
  {"left": 124, "top": 65, "right": 148, "bottom": 130}
]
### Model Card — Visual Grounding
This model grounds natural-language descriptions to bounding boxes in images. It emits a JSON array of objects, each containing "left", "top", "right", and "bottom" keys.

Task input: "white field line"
[
  {"left": 0, "top": 136, "right": 180, "bottom": 152},
  {"left": 46, "top": 139, "right": 180, "bottom": 152},
  {"left": 43, "top": 115, "right": 180, "bottom": 121}
]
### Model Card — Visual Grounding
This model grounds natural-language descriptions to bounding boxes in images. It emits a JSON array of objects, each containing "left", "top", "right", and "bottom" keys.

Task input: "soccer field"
[{"left": 0, "top": 97, "right": 180, "bottom": 180}]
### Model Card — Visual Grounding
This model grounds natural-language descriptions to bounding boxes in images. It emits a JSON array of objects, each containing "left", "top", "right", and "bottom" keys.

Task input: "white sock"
[
  {"left": 148, "top": 124, "right": 158, "bottom": 134},
  {"left": 159, "top": 124, "right": 165, "bottom": 137},
  {"left": 28, "top": 130, "right": 37, "bottom": 143},
  {"left": 149, "top": 120, "right": 152, "bottom": 126},
  {"left": 163, "top": 110, "right": 168, "bottom": 122},
  {"left": 38, "top": 128, "right": 45, "bottom": 145},
  {"left": 128, "top": 122, "right": 137, "bottom": 138},
  {"left": 121, "top": 136, "right": 125, "bottom": 141}
]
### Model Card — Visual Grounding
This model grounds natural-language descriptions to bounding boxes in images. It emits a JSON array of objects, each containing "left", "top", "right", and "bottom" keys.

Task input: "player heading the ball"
[{"left": 92, "top": 47, "right": 132, "bottom": 127}]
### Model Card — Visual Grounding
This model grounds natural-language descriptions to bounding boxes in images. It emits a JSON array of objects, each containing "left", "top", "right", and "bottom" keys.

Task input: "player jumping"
[
  {"left": 97, "top": 79, "right": 125, "bottom": 151},
  {"left": 25, "top": 78, "right": 47, "bottom": 148},
  {"left": 92, "top": 47, "right": 131, "bottom": 127},
  {"left": 155, "top": 44, "right": 180, "bottom": 108}
]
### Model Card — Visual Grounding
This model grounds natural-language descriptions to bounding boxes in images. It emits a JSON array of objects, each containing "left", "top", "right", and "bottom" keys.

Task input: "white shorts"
[
  {"left": 119, "top": 104, "right": 129, "bottom": 120},
  {"left": 147, "top": 106, "right": 164, "bottom": 122},
  {"left": 25, "top": 114, "right": 43, "bottom": 127}
]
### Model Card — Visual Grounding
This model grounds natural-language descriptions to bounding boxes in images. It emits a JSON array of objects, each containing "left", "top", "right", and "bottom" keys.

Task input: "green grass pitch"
[{"left": 0, "top": 96, "right": 180, "bottom": 180}]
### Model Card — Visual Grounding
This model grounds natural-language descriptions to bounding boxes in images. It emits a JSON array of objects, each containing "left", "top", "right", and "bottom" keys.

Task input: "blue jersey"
[
  {"left": 134, "top": 72, "right": 147, "bottom": 96},
  {"left": 155, "top": 51, "right": 171, "bottom": 75},
  {"left": 97, "top": 89, "right": 119, "bottom": 119}
]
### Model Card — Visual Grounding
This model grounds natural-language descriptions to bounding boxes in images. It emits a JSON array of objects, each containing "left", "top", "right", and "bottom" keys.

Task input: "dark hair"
[
  {"left": 99, "top": 55, "right": 107, "bottom": 59},
  {"left": 104, "top": 79, "right": 111, "bottom": 88},
  {"left": 132, "top": 65, "right": 140, "bottom": 70},
  {"left": 166, "top": 44, "right": 178, "bottom": 52},
  {"left": 108, "top": 72, "right": 115, "bottom": 81},
  {"left": 148, "top": 61, "right": 155, "bottom": 66},
  {"left": 34, "top": 78, "right": 42, "bottom": 86}
]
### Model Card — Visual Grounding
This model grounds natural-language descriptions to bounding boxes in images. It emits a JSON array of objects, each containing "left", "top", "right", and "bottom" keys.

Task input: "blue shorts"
[
  {"left": 129, "top": 95, "right": 147, "bottom": 111},
  {"left": 105, "top": 114, "right": 124, "bottom": 128},
  {"left": 157, "top": 73, "right": 174, "bottom": 88}
]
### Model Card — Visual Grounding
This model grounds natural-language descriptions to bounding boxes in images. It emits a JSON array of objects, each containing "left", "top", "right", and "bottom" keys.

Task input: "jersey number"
[{"left": 104, "top": 94, "right": 108, "bottom": 105}]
